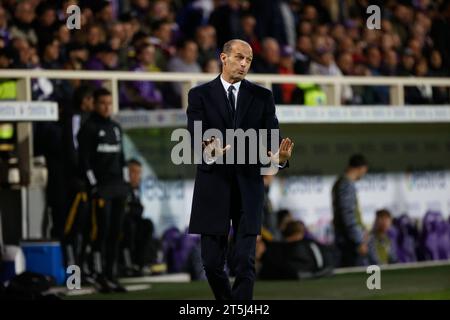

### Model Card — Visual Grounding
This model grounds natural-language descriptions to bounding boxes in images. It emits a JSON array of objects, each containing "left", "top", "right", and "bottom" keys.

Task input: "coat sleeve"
[
  {"left": 186, "top": 88, "right": 210, "bottom": 164},
  {"left": 77, "top": 123, "right": 97, "bottom": 186},
  {"left": 263, "top": 89, "right": 289, "bottom": 169}
]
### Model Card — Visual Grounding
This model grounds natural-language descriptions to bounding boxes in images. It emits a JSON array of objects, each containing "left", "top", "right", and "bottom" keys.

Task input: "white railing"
[{"left": 2, "top": 69, "right": 450, "bottom": 112}]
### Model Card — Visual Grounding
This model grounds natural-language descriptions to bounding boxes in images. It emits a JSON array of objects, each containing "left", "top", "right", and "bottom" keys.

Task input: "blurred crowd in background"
[{"left": 0, "top": 0, "right": 449, "bottom": 108}]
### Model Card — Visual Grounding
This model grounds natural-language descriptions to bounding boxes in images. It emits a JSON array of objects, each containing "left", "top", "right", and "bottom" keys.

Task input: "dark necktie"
[{"left": 227, "top": 85, "right": 236, "bottom": 121}]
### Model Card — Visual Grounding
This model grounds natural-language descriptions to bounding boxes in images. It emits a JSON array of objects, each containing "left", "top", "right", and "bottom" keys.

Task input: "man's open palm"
[
  {"left": 203, "top": 137, "right": 231, "bottom": 161},
  {"left": 268, "top": 138, "right": 294, "bottom": 165}
]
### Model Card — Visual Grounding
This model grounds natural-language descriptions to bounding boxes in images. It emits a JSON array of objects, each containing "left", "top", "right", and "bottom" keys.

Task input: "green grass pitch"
[{"left": 65, "top": 265, "right": 450, "bottom": 300}]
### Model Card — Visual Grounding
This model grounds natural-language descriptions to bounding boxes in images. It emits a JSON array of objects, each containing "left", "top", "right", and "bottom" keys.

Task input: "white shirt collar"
[{"left": 220, "top": 74, "right": 241, "bottom": 93}]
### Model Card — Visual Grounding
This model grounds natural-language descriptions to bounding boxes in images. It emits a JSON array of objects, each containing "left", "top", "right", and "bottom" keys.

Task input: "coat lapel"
[
  {"left": 235, "top": 79, "right": 253, "bottom": 128},
  {"left": 210, "top": 75, "right": 233, "bottom": 127}
]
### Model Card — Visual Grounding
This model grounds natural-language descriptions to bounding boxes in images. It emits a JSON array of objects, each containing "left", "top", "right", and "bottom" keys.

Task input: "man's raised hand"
[
  {"left": 268, "top": 138, "right": 294, "bottom": 165},
  {"left": 202, "top": 136, "right": 231, "bottom": 163}
]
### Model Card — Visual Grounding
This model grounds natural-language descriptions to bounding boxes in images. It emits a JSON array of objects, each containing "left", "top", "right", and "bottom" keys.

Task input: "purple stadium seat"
[
  {"left": 392, "top": 214, "right": 419, "bottom": 263},
  {"left": 161, "top": 227, "right": 200, "bottom": 273},
  {"left": 420, "top": 211, "right": 450, "bottom": 260}
]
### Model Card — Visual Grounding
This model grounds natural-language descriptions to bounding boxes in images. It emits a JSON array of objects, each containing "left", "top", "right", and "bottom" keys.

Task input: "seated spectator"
[
  {"left": 252, "top": 37, "right": 282, "bottom": 103},
  {"left": 120, "top": 43, "right": 163, "bottom": 109},
  {"left": 238, "top": 13, "right": 261, "bottom": 57},
  {"left": 34, "top": 1, "right": 58, "bottom": 45},
  {"left": 9, "top": 0, "right": 38, "bottom": 45},
  {"left": 150, "top": 19, "right": 176, "bottom": 70},
  {"left": 274, "top": 209, "right": 294, "bottom": 241},
  {"left": 0, "top": 47, "right": 16, "bottom": 99},
  {"left": 64, "top": 42, "right": 89, "bottom": 71},
  {"left": 86, "top": 43, "right": 118, "bottom": 71},
  {"left": 309, "top": 50, "right": 353, "bottom": 104},
  {"left": 208, "top": 0, "right": 243, "bottom": 49},
  {"left": 252, "top": 37, "right": 280, "bottom": 74},
  {"left": 10, "top": 38, "right": 34, "bottom": 68},
  {"left": 405, "top": 57, "right": 429, "bottom": 105},
  {"left": 120, "top": 159, "right": 160, "bottom": 277},
  {"left": 39, "top": 37, "right": 72, "bottom": 103},
  {"left": 0, "top": 5, "right": 10, "bottom": 47},
  {"left": 62, "top": 42, "right": 89, "bottom": 91},
  {"left": 365, "top": 46, "right": 389, "bottom": 104},
  {"left": 202, "top": 57, "right": 220, "bottom": 74},
  {"left": 91, "top": 1, "right": 115, "bottom": 32},
  {"left": 398, "top": 48, "right": 415, "bottom": 76},
  {"left": 260, "top": 175, "right": 276, "bottom": 241},
  {"left": 129, "top": 0, "right": 152, "bottom": 27},
  {"left": 195, "top": 25, "right": 218, "bottom": 68},
  {"left": 428, "top": 50, "right": 450, "bottom": 103},
  {"left": 259, "top": 220, "right": 334, "bottom": 280},
  {"left": 294, "top": 35, "right": 312, "bottom": 74},
  {"left": 381, "top": 49, "right": 399, "bottom": 76},
  {"left": 86, "top": 43, "right": 119, "bottom": 87},
  {"left": 167, "top": 39, "right": 201, "bottom": 106},
  {"left": 368, "top": 209, "right": 397, "bottom": 265},
  {"left": 109, "top": 22, "right": 130, "bottom": 68},
  {"left": 84, "top": 24, "right": 106, "bottom": 55},
  {"left": 39, "top": 38, "right": 61, "bottom": 70},
  {"left": 278, "top": 45, "right": 296, "bottom": 104},
  {"left": 309, "top": 50, "right": 341, "bottom": 76},
  {"left": 56, "top": 23, "right": 72, "bottom": 58}
]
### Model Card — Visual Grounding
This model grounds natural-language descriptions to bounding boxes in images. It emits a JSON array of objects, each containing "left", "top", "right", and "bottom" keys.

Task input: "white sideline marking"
[
  {"left": 120, "top": 273, "right": 191, "bottom": 284},
  {"left": 333, "top": 259, "right": 450, "bottom": 275}
]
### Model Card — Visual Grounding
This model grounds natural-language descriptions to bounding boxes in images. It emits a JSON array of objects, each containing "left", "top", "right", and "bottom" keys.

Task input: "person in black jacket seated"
[
  {"left": 120, "top": 159, "right": 158, "bottom": 276},
  {"left": 259, "top": 220, "right": 334, "bottom": 280}
]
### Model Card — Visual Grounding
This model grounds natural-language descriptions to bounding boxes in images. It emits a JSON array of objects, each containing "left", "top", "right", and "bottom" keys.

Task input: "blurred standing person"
[
  {"left": 332, "top": 154, "right": 369, "bottom": 267},
  {"left": 62, "top": 85, "right": 94, "bottom": 278},
  {"left": 77, "top": 88, "right": 128, "bottom": 293}
]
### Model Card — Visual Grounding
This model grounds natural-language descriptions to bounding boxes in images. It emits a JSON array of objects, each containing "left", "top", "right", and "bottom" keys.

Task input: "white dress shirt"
[{"left": 220, "top": 75, "right": 241, "bottom": 110}]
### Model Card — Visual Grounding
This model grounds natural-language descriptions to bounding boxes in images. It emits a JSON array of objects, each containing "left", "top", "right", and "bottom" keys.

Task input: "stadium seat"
[
  {"left": 420, "top": 211, "right": 450, "bottom": 260},
  {"left": 392, "top": 214, "right": 419, "bottom": 263}
]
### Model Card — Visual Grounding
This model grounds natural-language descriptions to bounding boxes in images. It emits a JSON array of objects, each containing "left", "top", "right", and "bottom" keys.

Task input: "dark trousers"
[
  {"left": 91, "top": 191, "right": 126, "bottom": 280},
  {"left": 200, "top": 177, "right": 257, "bottom": 300}
]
